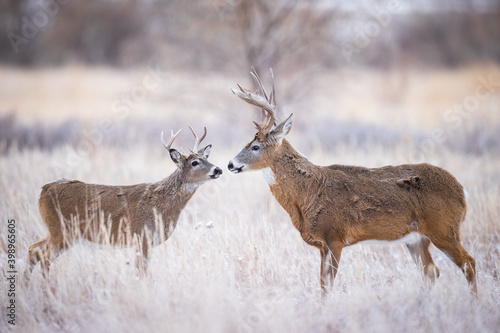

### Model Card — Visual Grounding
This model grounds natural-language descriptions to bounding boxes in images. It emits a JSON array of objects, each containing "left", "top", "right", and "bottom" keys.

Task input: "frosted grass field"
[
  {"left": 0, "top": 66, "right": 499, "bottom": 332},
  {"left": 0, "top": 142, "right": 499, "bottom": 332}
]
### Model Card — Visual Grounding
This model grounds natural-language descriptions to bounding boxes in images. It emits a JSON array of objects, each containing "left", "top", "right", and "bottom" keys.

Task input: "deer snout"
[
  {"left": 211, "top": 167, "right": 223, "bottom": 179},
  {"left": 228, "top": 161, "right": 243, "bottom": 173}
]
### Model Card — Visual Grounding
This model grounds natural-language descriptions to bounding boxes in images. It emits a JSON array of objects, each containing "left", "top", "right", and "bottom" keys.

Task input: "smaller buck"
[
  {"left": 228, "top": 68, "right": 476, "bottom": 295},
  {"left": 26, "top": 127, "right": 222, "bottom": 281}
]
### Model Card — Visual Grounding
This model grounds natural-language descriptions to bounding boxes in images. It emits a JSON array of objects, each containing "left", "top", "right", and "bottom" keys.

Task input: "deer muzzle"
[
  {"left": 228, "top": 161, "right": 243, "bottom": 174},
  {"left": 211, "top": 167, "right": 223, "bottom": 179}
]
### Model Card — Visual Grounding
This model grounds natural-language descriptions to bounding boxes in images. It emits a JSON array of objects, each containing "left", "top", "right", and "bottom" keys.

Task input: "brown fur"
[
  {"left": 26, "top": 133, "right": 222, "bottom": 281},
  {"left": 228, "top": 69, "right": 476, "bottom": 295},
  {"left": 233, "top": 137, "right": 476, "bottom": 295}
]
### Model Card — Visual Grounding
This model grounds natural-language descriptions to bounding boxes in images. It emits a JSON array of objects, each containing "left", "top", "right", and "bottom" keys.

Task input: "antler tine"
[
  {"left": 188, "top": 126, "right": 207, "bottom": 153},
  {"left": 161, "top": 129, "right": 182, "bottom": 151},
  {"left": 269, "top": 68, "right": 276, "bottom": 107},
  {"left": 231, "top": 86, "right": 274, "bottom": 114},
  {"left": 231, "top": 68, "right": 278, "bottom": 134},
  {"left": 258, "top": 68, "right": 278, "bottom": 133},
  {"left": 250, "top": 67, "right": 271, "bottom": 125},
  {"left": 260, "top": 109, "right": 267, "bottom": 124},
  {"left": 250, "top": 66, "right": 268, "bottom": 101},
  {"left": 263, "top": 68, "right": 277, "bottom": 130}
]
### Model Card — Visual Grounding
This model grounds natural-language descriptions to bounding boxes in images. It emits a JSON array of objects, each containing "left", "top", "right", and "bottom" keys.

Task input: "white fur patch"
[
  {"left": 262, "top": 167, "right": 275, "bottom": 185},
  {"left": 346, "top": 232, "right": 425, "bottom": 246},
  {"left": 183, "top": 183, "right": 202, "bottom": 194}
]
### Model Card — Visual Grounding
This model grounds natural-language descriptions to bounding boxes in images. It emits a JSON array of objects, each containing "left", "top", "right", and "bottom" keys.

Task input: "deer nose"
[
  {"left": 228, "top": 161, "right": 234, "bottom": 170},
  {"left": 210, "top": 167, "right": 223, "bottom": 179}
]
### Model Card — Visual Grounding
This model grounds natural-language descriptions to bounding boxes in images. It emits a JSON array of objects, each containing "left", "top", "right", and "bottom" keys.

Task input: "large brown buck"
[
  {"left": 26, "top": 127, "right": 222, "bottom": 281},
  {"left": 228, "top": 68, "right": 477, "bottom": 295}
]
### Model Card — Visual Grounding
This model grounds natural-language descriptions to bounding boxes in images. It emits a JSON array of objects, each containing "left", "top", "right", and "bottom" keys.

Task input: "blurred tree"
[
  {"left": 225, "top": 0, "right": 338, "bottom": 74},
  {"left": 0, "top": 0, "right": 499, "bottom": 69}
]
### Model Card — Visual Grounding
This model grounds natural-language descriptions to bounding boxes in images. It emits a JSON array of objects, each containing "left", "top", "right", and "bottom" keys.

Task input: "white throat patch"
[
  {"left": 262, "top": 167, "right": 275, "bottom": 185},
  {"left": 183, "top": 183, "right": 202, "bottom": 194}
]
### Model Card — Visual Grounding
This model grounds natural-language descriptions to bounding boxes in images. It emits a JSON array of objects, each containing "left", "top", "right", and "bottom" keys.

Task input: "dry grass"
[
  {"left": 0, "top": 143, "right": 499, "bottom": 332},
  {"left": 0, "top": 65, "right": 499, "bottom": 332},
  {"left": 2, "top": 64, "right": 500, "bottom": 129}
]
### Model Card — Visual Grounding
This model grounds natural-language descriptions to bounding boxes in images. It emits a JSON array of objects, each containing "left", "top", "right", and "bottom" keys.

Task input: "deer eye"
[
  {"left": 251, "top": 145, "right": 260, "bottom": 151},
  {"left": 191, "top": 160, "right": 199, "bottom": 167}
]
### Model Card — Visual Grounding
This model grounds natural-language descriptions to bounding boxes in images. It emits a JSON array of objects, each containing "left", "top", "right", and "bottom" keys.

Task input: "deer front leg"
[
  {"left": 320, "top": 241, "right": 343, "bottom": 295},
  {"left": 134, "top": 234, "right": 151, "bottom": 276}
]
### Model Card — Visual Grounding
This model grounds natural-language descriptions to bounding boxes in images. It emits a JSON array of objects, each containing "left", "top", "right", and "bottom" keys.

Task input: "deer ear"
[
  {"left": 200, "top": 144, "right": 212, "bottom": 159},
  {"left": 169, "top": 149, "right": 183, "bottom": 168},
  {"left": 270, "top": 113, "right": 293, "bottom": 144}
]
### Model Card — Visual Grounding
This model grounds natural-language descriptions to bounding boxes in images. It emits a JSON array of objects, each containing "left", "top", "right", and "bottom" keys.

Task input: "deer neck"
[
  {"left": 266, "top": 140, "right": 319, "bottom": 204},
  {"left": 152, "top": 170, "right": 197, "bottom": 220},
  {"left": 264, "top": 140, "right": 320, "bottom": 235}
]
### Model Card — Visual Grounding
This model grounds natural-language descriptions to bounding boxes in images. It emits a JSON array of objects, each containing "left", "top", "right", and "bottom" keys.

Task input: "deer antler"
[
  {"left": 188, "top": 126, "right": 207, "bottom": 153},
  {"left": 232, "top": 67, "right": 277, "bottom": 134},
  {"left": 161, "top": 129, "right": 181, "bottom": 151}
]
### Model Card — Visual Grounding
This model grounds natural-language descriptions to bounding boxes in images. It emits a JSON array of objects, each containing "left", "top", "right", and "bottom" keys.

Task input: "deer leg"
[
  {"left": 25, "top": 237, "right": 64, "bottom": 284},
  {"left": 24, "top": 238, "right": 49, "bottom": 285},
  {"left": 135, "top": 236, "right": 151, "bottom": 276},
  {"left": 428, "top": 235, "right": 477, "bottom": 295},
  {"left": 320, "top": 247, "right": 329, "bottom": 294},
  {"left": 320, "top": 241, "right": 343, "bottom": 295},
  {"left": 406, "top": 237, "right": 440, "bottom": 284}
]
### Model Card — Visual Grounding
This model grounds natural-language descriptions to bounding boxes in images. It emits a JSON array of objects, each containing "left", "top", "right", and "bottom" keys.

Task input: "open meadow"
[{"left": 1, "top": 65, "right": 500, "bottom": 332}]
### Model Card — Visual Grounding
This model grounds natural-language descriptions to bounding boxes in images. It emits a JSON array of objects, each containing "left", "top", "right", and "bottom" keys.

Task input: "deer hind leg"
[
  {"left": 24, "top": 238, "right": 49, "bottom": 284},
  {"left": 406, "top": 236, "right": 440, "bottom": 284},
  {"left": 24, "top": 237, "right": 64, "bottom": 284},
  {"left": 427, "top": 232, "right": 477, "bottom": 295},
  {"left": 320, "top": 241, "right": 343, "bottom": 295}
]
